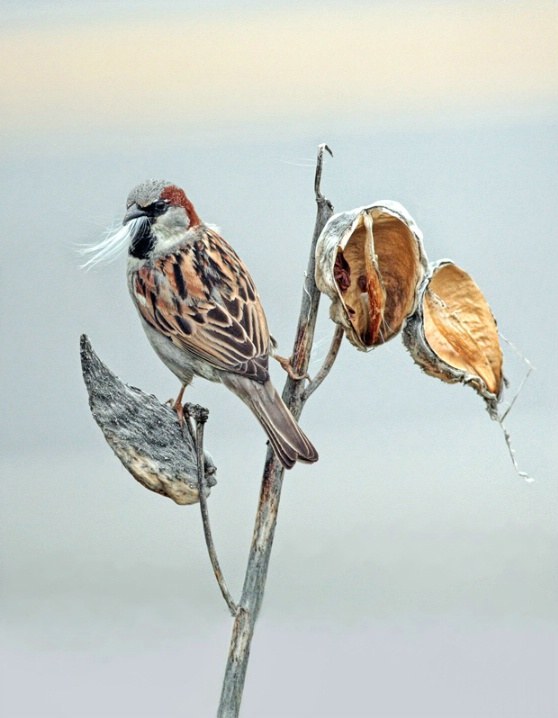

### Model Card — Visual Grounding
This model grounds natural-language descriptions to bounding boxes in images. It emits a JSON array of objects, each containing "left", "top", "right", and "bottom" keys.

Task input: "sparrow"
[{"left": 115, "top": 179, "right": 318, "bottom": 469}]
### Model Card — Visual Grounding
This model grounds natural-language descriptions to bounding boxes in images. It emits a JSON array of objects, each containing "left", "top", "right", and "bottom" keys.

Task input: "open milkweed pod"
[
  {"left": 80, "top": 335, "right": 216, "bottom": 505},
  {"left": 315, "top": 202, "right": 428, "bottom": 350},
  {"left": 402, "top": 260, "right": 505, "bottom": 418}
]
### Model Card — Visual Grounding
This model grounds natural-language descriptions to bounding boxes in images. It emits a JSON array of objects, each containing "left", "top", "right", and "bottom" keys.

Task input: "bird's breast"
[{"left": 140, "top": 317, "right": 223, "bottom": 385}]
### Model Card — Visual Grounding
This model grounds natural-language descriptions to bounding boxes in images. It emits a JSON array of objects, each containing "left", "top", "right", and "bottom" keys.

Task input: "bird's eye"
[{"left": 154, "top": 200, "right": 167, "bottom": 211}]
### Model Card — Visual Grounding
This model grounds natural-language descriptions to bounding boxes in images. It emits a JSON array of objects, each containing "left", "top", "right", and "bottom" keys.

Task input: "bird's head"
[
  {"left": 124, "top": 180, "right": 202, "bottom": 259},
  {"left": 80, "top": 180, "right": 202, "bottom": 270}
]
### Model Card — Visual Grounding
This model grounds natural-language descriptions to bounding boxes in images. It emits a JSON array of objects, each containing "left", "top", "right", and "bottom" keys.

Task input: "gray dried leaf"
[{"left": 80, "top": 335, "right": 216, "bottom": 505}]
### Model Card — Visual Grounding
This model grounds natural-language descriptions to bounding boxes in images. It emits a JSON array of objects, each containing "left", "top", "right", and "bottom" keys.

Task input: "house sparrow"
[{"left": 102, "top": 179, "right": 318, "bottom": 469}]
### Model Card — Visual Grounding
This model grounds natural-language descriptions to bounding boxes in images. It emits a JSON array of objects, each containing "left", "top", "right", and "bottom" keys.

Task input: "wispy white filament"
[
  {"left": 79, "top": 218, "right": 144, "bottom": 270},
  {"left": 495, "top": 331, "right": 536, "bottom": 483}
]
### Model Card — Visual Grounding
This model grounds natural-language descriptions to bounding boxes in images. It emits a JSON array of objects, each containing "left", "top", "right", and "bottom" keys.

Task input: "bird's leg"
[
  {"left": 168, "top": 383, "right": 188, "bottom": 427},
  {"left": 272, "top": 354, "right": 309, "bottom": 382}
]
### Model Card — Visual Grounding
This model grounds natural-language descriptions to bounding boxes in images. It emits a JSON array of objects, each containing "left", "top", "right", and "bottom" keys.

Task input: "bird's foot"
[
  {"left": 167, "top": 385, "right": 188, "bottom": 427},
  {"left": 273, "top": 354, "right": 309, "bottom": 381},
  {"left": 173, "top": 399, "right": 186, "bottom": 428}
]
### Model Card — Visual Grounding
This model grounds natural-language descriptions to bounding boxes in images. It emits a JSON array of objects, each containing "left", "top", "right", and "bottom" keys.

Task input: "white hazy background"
[{"left": 1, "top": 1, "right": 557, "bottom": 716}]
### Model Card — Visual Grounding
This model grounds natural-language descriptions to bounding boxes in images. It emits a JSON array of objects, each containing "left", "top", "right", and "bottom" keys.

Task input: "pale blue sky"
[{"left": 1, "top": 2, "right": 557, "bottom": 716}]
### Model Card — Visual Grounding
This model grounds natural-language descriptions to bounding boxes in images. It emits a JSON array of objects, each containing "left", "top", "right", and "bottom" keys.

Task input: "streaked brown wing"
[{"left": 131, "top": 229, "right": 271, "bottom": 383}]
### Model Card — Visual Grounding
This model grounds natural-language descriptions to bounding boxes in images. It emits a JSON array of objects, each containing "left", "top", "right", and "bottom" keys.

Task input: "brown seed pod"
[
  {"left": 315, "top": 202, "right": 428, "bottom": 350},
  {"left": 402, "top": 260, "right": 505, "bottom": 416}
]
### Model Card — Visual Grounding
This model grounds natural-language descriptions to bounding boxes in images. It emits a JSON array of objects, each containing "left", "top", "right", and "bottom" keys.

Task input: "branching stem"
[
  {"left": 303, "top": 325, "right": 344, "bottom": 401},
  {"left": 217, "top": 144, "right": 335, "bottom": 717}
]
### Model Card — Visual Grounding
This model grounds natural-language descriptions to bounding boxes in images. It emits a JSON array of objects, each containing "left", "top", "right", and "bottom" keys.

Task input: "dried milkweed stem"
[
  {"left": 303, "top": 324, "right": 344, "bottom": 401},
  {"left": 190, "top": 404, "right": 238, "bottom": 616},
  {"left": 217, "top": 144, "right": 335, "bottom": 718}
]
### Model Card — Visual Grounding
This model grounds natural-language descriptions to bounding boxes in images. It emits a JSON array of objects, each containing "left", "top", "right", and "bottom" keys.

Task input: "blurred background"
[{"left": 1, "top": 1, "right": 557, "bottom": 716}]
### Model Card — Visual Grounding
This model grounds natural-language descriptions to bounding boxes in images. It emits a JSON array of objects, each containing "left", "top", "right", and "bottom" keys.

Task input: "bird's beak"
[{"left": 123, "top": 203, "right": 148, "bottom": 225}]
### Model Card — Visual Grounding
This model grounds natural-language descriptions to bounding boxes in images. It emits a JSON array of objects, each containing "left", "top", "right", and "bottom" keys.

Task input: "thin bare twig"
[
  {"left": 190, "top": 404, "right": 238, "bottom": 616},
  {"left": 303, "top": 324, "right": 344, "bottom": 401},
  {"left": 315, "top": 143, "right": 333, "bottom": 199},
  {"left": 217, "top": 143, "right": 335, "bottom": 718}
]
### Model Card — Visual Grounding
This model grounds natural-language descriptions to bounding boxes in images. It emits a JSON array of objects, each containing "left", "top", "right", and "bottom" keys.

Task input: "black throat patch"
[{"left": 129, "top": 219, "right": 155, "bottom": 260}]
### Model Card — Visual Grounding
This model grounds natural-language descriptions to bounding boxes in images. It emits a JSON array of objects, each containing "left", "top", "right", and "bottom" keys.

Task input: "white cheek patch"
[
  {"left": 150, "top": 206, "right": 192, "bottom": 253},
  {"left": 79, "top": 218, "right": 144, "bottom": 270}
]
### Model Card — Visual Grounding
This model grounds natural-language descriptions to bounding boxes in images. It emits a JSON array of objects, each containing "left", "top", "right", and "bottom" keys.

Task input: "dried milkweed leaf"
[
  {"left": 315, "top": 202, "right": 427, "bottom": 350},
  {"left": 80, "top": 334, "right": 217, "bottom": 505}
]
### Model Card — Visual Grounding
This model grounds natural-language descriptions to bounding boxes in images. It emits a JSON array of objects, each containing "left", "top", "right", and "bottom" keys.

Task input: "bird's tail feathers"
[{"left": 222, "top": 375, "right": 318, "bottom": 469}]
